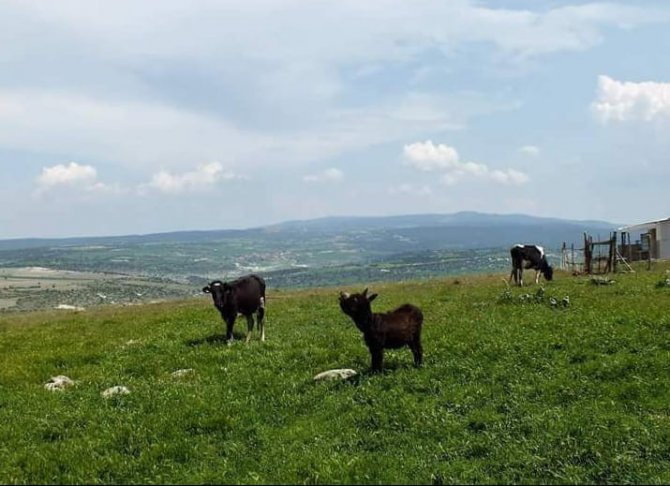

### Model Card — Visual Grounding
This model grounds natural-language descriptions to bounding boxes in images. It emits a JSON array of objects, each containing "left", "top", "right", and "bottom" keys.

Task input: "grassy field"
[{"left": 1, "top": 265, "right": 669, "bottom": 484}]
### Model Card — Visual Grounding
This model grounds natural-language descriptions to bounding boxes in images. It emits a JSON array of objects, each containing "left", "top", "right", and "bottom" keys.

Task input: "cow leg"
[
  {"left": 258, "top": 297, "right": 266, "bottom": 342},
  {"left": 245, "top": 315, "right": 254, "bottom": 342},
  {"left": 511, "top": 259, "right": 523, "bottom": 287},
  {"left": 535, "top": 269, "right": 540, "bottom": 284}
]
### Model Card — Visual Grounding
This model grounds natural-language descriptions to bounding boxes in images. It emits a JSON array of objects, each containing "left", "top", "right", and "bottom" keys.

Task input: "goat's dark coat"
[
  {"left": 509, "top": 244, "right": 554, "bottom": 286},
  {"left": 339, "top": 288, "right": 423, "bottom": 372},
  {"left": 203, "top": 274, "right": 266, "bottom": 343}
]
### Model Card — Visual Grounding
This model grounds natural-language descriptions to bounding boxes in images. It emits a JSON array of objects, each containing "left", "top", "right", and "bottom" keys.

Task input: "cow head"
[
  {"left": 202, "top": 280, "right": 232, "bottom": 308},
  {"left": 543, "top": 265, "right": 554, "bottom": 281}
]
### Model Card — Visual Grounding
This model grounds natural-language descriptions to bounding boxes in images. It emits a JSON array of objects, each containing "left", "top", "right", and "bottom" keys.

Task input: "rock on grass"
[
  {"left": 313, "top": 369, "right": 358, "bottom": 382},
  {"left": 171, "top": 368, "right": 195, "bottom": 378},
  {"left": 102, "top": 386, "right": 130, "bottom": 398},
  {"left": 44, "top": 375, "right": 75, "bottom": 392}
]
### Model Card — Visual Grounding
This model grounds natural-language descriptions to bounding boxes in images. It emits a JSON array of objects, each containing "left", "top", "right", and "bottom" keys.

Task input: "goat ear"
[
  {"left": 368, "top": 293, "right": 378, "bottom": 302},
  {"left": 362, "top": 288, "right": 368, "bottom": 297},
  {"left": 202, "top": 286, "right": 211, "bottom": 293}
]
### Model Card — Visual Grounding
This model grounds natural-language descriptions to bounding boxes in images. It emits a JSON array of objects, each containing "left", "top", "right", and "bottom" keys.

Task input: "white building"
[{"left": 619, "top": 217, "right": 670, "bottom": 260}]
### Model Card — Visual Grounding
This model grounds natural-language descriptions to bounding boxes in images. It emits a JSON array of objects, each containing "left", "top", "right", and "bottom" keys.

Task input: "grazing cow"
[
  {"left": 339, "top": 288, "right": 423, "bottom": 372},
  {"left": 202, "top": 274, "right": 266, "bottom": 344},
  {"left": 509, "top": 244, "right": 554, "bottom": 286}
]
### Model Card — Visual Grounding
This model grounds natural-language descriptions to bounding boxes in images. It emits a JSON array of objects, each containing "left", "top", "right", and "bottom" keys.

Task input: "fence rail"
[{"left": 562, "top": 232, "right": 618, "bottom": 275}]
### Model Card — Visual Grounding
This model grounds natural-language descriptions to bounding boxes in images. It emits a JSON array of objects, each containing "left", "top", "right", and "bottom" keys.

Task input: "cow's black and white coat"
[
  {"left": 509, "top": 244, "right": 554, "bottom": 286},
  {"left": 203, "top": 274, "right": 266, "bottom": 344}
]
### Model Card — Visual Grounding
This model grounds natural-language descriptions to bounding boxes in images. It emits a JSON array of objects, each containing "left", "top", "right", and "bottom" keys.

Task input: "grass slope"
[{"left": 1, "top": 267, "right": 669, "bottom": 484}]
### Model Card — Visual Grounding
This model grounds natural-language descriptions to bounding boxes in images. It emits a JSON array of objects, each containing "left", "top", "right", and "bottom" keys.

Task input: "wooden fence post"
[
  {"left": 610, "top": 231, "right": 617, "bottom": 273},
  {"left": 561, "top": 242, "right": 566, "bottom": 270}
]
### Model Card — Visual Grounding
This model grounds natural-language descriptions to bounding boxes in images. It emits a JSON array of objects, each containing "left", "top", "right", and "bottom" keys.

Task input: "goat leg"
[
  {"left": 225, "top": 317, "right": 235, "bottom": 345},
  {"left": 410, "top": 339, "right": 423, "bottom": 367},
  {"left": 245, "top": 315, "right": 254, "bottom": 342},
  {"left": 370, "top": 346, "right": 384, "bottom": 372}
]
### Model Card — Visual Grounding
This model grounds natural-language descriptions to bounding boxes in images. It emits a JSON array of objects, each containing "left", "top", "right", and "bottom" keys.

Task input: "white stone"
[
  {"left": 56, "top": 304, "right": 85, "bottom": 311},
  {"left": 171, "top": 368, "right": 195, "bottom": 378},
  {"left": 313, "top": 369, "right": 358, "bottom": 382},
  {"left": 102, "top": 386, "right": 130, "bottom": 398},
  {"left": 44, "top": 375, "right": 75, "bottom": 392}
]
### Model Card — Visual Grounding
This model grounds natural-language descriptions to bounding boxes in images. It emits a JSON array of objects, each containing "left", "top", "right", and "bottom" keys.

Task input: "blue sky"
[{"left": 1, "top": 0, "right": 669, "bottom": 238}]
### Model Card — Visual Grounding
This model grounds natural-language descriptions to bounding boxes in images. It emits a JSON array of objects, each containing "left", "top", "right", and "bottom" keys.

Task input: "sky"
[{"left": 1, "top": 0, "right": 669, "bottom": 238}]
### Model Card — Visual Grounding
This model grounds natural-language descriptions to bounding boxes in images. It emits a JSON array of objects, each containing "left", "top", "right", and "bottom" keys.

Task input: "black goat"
[
  {"left": 203, "top": 274, "right": 266, "bottom": 344},
  {"left": 339, "top": 288, "right": 423, "bottom": 372}
]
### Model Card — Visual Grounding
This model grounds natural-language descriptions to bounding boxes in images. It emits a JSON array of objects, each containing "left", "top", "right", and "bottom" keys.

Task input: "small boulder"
[
  {"left": 314, "top": 369, "right": 358, "bottom": 382},
  {"left": 55, "top": 304, "right": 85, "bottom": 311},
  {"left": 44, "top": 375, "right": 75, "bottom": 392},
  {"left": 102, "top": 386, "right": 130, "bottom": 398},
  {"left": 171, "top": 368, "right": 195, "bottom": 378}
]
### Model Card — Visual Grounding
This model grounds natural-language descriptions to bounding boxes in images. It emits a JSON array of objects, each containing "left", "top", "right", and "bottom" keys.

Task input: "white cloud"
[
  {"left": 0, "top": 90, "right": 265, "bottom": 170},
  {"left": 519, "top": 145, "right": 540, "bottom": 156},
  {"left": 404, "top": 140, "right": 530, "bottom": 186},
  {"left": 403, "top": 142, "right": 460, "bottom": 172},
  {"left": 592, "top": 75, "right": 670, "bottom": 123},
  {"left": 0, "top": 88, "right": 477, "bottom": 173},
  {"left": 6, "top": 1, "right": 666, "bottom": 65},
  {"left": 1, "top": 2, "right": 665, "bottom": 171},
  {"left": 35, "top": 161, "right": 119, "bottom": 195},
  {"left": 490, "top": 169, "right": 530, "bottom": 185},
  {"left": 460, "top": 3, "right": 668, "bottom": 58},
  {"left": 37, "top": 162, "right": 97, "bottom": 188},
  {"left": 303, "top": 168, "right": 344, "bottom": 183},
  {"left": 143, "top": 162, "right": 238, "bottom": 194},
  {"left": 388, "top": 184, "right": 432, "bottom": 197}
]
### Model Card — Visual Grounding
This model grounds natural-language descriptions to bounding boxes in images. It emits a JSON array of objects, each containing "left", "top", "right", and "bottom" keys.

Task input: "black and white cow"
[
  {"left": 203, "top": 274, "right": 266, "bottom": 344},
  {"left": 509, "top": 244, "right": 553, "bottom": 286}
]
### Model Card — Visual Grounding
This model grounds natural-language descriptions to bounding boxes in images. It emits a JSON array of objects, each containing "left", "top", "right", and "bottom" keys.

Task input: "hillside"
[
  {"left": 0, "top": 212, "right": 618, "bottom": 313},
  {"left": 0, "top": 211, "right": 615, "bottom": 251},
  {"left": 268, "top": 212, "right": 616, "bottom": 234},
  {"left": 1, "top": 265, "right": 669, "bottom": 484}
]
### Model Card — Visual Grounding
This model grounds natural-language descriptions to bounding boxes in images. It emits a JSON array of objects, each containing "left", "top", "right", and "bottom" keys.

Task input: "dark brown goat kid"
[
  {"left": 339, "top": 288, "right": 423, "bottom": 372},
  {"left": 203, "top": 274, "right": 266, "bottom": 344}
]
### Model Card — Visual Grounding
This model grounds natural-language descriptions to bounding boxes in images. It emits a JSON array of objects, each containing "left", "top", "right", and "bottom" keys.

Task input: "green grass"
[{"left": 1, "top": 266, "right": 669, "bottom": 484}]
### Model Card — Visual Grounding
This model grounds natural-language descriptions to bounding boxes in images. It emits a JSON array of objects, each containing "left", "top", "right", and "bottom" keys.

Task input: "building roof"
[{"left": 619, "top": 217, "right": 670, "bottom": 232}]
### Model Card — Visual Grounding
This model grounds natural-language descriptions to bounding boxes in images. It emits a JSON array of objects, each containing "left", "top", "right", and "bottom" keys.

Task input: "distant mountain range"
[
  {"left": 267, "top": 211, "right": 616, "bottom": 233},
  {"left": 0, "top": 212, "right": 617, "bottom": 251}
]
